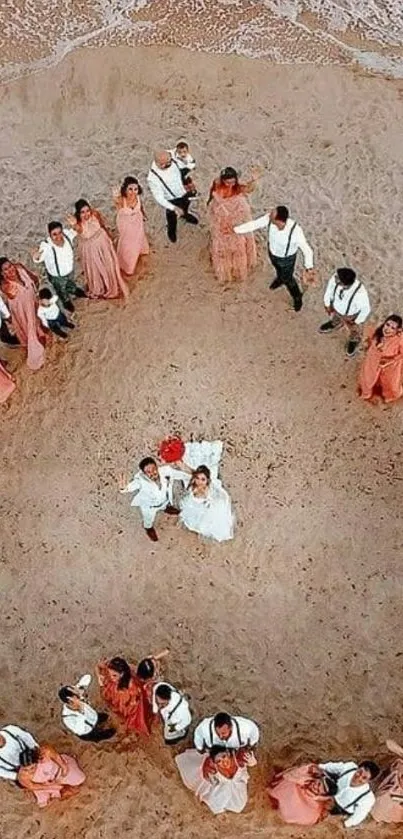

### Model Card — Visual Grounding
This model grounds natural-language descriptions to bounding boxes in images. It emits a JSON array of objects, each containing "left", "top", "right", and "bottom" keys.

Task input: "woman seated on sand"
[
  {"left": 96, "top": 650, "right": 168, "bottom": 735},
  {"left": 207, "top": 167, "right": 259, "bottom": 284},
  {"left": 66, "top": 199, "right": 128, "bottom": 300},
  {"left": 176, "top": 745, "right": 256, "bottom": 815},
  {"left": 0, "top": 257, "right": 45, "bottom": 371},
  {"left": 113, "top": 176, "right": 149, "bottom": 277},
  {"left": 18, "top": 744, "right": 85, "bottom": 808},
  {"left": 358, "top": 314, "right": 403, "bottom": 403},
  {"left": 372, "top": 740, "right": 403, "bottom": 823},
  {"left": 179, "top": 465, "right": 235, "bottom": 542}
]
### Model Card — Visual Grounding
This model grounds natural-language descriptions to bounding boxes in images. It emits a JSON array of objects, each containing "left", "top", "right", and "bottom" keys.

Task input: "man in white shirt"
[
  {"left": 194, "top": 712, "right": 259, "bottom": 753},
  {"left": 319, "top": 759, "right": 379, "bottom": 828},
  {"left": 147, "top": 149, "right": 198, "bottom": 243},
  {"left": 234, "top": 204, "right": 314, "bottom": 312},
  {"left": 37, "top": 287, "right": 76, "bottom": 339},
  {"left": 59, "top": 674, "right": 115, "bottom": 742},
  {"left": 320, "top": 267, "right": 371, "bottom": 357},
  {"left": 0, "top": 724, "right": 39, "bottom": 782},
  {"left": 120, "top": 456, "right": 190, "bottom": 541},
  {"left": 0, "top": 295, "right": 19, "bottom": 347},
  {"left": 152, "top": 681, "right": 192, "bottom": 744},
  {"left": 32, "top": 221, "right": 86, "bottom": 312}
]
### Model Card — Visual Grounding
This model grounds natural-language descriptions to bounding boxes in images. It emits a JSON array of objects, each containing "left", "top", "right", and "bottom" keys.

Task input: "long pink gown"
[
  {"left": 116, "top": 203, "right": 149, "bottom": 275},
  {"left": 372, "top": 759, "right": 403, "bottom": 823},
  {"left": 78, "top": 214, "right": 129, "bottom": 300},
  {"left": 268, "top": 764, "right": 332, "bottom": 825},
  {"left": 0, "top": 361, "right": 15, "bottom": 403},
  {"left": 3, "top": 265, "right": 45, "bottom": 371},
  {"left": 25, "top": 754, "right": 85, "bottom": 808},
  {"left": 209, "top": 192, "right": 257, "bottom": 283}
]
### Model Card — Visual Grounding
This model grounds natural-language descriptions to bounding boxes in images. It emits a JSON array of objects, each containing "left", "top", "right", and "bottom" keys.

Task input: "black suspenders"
[
  {"left": 268, "top": 221, "right": 297, "bottom": 258},
  {"left": 207, "top": 716, "right": 242, "bottom": 748},
  {"left": 330, "top": 281, "right": 362, "bottom": 315},
  {"left": 51, "top": 235, "right": 73, "bottom": 278}
]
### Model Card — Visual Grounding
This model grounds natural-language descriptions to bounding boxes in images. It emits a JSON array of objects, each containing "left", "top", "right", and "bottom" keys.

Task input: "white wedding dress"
[
  {"left": 175, "top": 749, "right": 249, "bottom": 814},
  {"left": 180, "top": 440, "right": 235, "bottom": 542}
]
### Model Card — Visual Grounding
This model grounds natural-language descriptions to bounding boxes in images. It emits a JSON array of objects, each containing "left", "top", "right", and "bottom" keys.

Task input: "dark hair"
[
  {"left": 108, "top": 656, "right": 132, "bottom": 690},
  {"left": 190, "top": 465, "right": 211, "bottom": 490},
  {"left": 0, "top": 257, "right": 11, "bottom": 280},
  {"left": 39, "top": 287, "right": 53, "bottom": 300},
  {"left": 373, "top": 314, "right": 402, "bottom": 345},
  {"left": 220, "top": 167, "right": 238, "bottom": 183},
  {"left": 20, "top": 747, "right": 40, "bottom": 768},
  {"left": 136, "top": 658, "right": 156, "bottom": 681},
  {"left": 155, "top": 683, "right": 172, "bottom": 701},
  {"left": 336, "top": 267, "right": 356, "bottom": 287},
  {"left": 58, "top": 686, "right": 77, "bottom": 703},
  {"left": 74, "top": 199, "right": 91, "bottom": 223},
  {"left": 48, "top": 221, "right": 63, "bottom": 235},
  {"left": 176, "top": 141, "right": 189, "bottom": 151},
  {"left": 139, "top": 457, "right": 157, "bottom": 473},
  {"left": 120, "top": 176, "right": 143, "bottom": 197},
  {"left": 209, "top": 745, "right": 231, "bottom": 761},
  {"left": 214, "top": 712, "right": 232, "bottom": 730},
  {"left": 275, "top": 205, "right": 289, "bottom": 223},
  {"left": 359, "top": 760, "right": 380, "bottom": 779}
]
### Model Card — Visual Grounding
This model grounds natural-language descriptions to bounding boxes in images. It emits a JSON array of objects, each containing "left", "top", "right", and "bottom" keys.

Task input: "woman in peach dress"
[
  {"left": 372, "top": 740, "right": 403, "bottom": 823},
  {"left": 114, "top": 176, "right": 149, "bottom": 276},
  {"left": 67, "top": 200, "right": 128, "bottom": 300},
  {"left": 268, "top": 763, "right": 333, "bottom": 825},
  {"left": 18, "top": 744, "right": 85, "bottom": 808},
  {"left": 208, "top": 167, "right": 258, "bottom": 284},
  {"left": 0, "top": 361, "right": 15, "bottom": 404},
  {"left": 0, "top": 258, "right": 45, "bottom": 371},
  {"left": 96, "top": 650, "right": 168, "bottom": 735},
  {"left": 358, "top": 315, "right": 403, "bottom": 403}
]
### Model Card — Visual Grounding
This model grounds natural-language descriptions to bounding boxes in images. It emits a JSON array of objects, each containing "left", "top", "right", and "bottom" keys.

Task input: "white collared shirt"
[
  {"left": 0, "top": 296, "right": 11, "bottom": 325},
  {"left": 147, "top": 161, "right": 186, "bottom": 211},
  {"left": 319, "top": 761, "right": 375, "bottom": 827},
  {"left": 152, "top": 682, "right": 192, "bottom": 733},
  {"left": 234, "top": 214, "right": 314, "bottom": 269},
  {"left": 0, "top": 725, "right": 39, "bottom": 781},
  {"left": 33, "top": 229, "right": 76, "bottom": 277},
  {"left": 323, "top": 274, "right": 371, "bottom": 324},
  {"left": 193, "top": 715, "right": 260, "bottom": 752},
  {"left": 121, "top": 465, "right": 190, "bottom": 509},
  {"left": 169, "top": 149, "right": 196, "bottom": 171},
  {"left": 37, "top": 296, "right": 61, "bottom": 326},
  {"left": 62, "top": 702, "right": 98, "bottom": 736}
]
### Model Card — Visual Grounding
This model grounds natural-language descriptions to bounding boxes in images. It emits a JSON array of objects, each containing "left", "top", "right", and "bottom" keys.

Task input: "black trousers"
[
  {"left": 79, "top": 712, "right": 116, "bottom": 742},
  {"left": 47, "top": 311, "right": 74, "bottom": 338},
  {"left": 166, "top": 196, "right": 192, "bottom": 240},
  {"left": 268, "top": 251, "right": 302, "bottom": 303}
]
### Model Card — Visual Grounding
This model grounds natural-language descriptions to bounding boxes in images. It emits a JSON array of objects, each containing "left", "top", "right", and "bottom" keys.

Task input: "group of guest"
[{"left": 1, "top": 651, "right": 402, "bottom": 826}]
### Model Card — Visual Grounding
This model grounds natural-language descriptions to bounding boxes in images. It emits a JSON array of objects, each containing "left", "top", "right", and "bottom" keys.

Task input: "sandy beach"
[{"left": 0, "top": 43, "right": 403, "bottom": 838}]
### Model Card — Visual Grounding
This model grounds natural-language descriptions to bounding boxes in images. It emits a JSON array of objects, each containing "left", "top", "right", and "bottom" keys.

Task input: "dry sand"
[{"left": 0, "top": 45, "right": 403, "bottom": 838}]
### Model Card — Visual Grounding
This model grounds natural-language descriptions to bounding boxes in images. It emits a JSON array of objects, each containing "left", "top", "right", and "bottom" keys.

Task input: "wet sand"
[{"left": 0, "top": 44, "right": 402, "bottom": 838}]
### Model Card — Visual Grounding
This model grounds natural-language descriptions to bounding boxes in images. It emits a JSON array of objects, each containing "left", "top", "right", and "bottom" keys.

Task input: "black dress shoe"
[
  {"left": 164, "top": 505, "right": 180, "bottom": 516},
  {"left": 184, "top": 214, "right": 199, "bottom": 225},
  {"left": 293, "top": 297, "right": 303, "bottom": 312},
  {"left": 269, "top": 278, "right": 283, "bottom": 290},
  {"left": 64, "top": 300, "right": 75, "bottom": 313},
  {"left": 74, "top": 287, "right": 87, "bottom": 298},
  {"left": 168, "top": 230, "right": 177, "bottom": 243},
  {"left": 145, "top": 527, "right": 158, "bottom": 541}
]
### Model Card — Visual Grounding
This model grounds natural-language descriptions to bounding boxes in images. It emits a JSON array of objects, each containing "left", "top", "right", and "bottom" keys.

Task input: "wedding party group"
[
  {"left": 1, "top": 140, "right": 403, "bottom": 407},
  {"left": 1, "top": 650, "right": 402, "bottom": 827}
]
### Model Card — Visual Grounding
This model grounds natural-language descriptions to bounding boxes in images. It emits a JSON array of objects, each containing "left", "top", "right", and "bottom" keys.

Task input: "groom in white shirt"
[
  {"left": 147, "top": 150, "right": 199, "bottom": 243},
  {"left": 120, "top": 456, "right": 190, "bottom": 541}
]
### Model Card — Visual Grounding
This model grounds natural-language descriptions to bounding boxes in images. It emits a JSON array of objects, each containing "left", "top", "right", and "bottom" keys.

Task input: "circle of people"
[
  {"left": 1, "top": 140, "right": 403, "bottom": 407},
  {"left": 1, "top": 650, "right": 402, "bottom": 826},
  {"left": 1, "top": 141, "right": 402, "bottom": 827}
]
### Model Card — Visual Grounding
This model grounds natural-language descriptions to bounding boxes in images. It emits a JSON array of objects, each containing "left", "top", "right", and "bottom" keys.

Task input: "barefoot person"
[
  {"left": 0, "top": 725, "right": 39, "bottom": 783},
  {"left": 67, "top": 200, "right": 128, "bottom": 300},
  {"left": 31, "top": 221, "right": 85, "bottom": 312},
  {"left": 176, "top": 745, "right": 256, "bottom": 815},
  {"left": 18, "top": 744, "right": 85, "bottom": 808},
  {"left": 208, "top": 167, "right": 257, "bottom": 284},
  {"left": 152, "top": 681, "right": 192, "bottom": 744},
  {"left": 372, "top": 739, "right": 403, "bottom": 823},
  {"left": 0, "top": 257, "right": 45, "bottom": 370},
  {"left": 179, "top": 465, "right": 235, "bottom": 542},
  {"left": 147, "top": 149, "right": 198, "bottom": 243},
  {"left": 234, "top": 205, "right": 314, "bottom": 311},
  {"left": 119, "top": 456, "right": 190, "bottom": 541},
  {"left": 114, "top": 176, "right": 149, "bottom": 276},
  {"left": 96, "top": 650, "right": 168, "bottom": 735},
  {"left": 358, "top": 315, "right": 403, "bottom": 403},
  {"left": 319, "top": 267, "right": 371, "bottom": 357}
]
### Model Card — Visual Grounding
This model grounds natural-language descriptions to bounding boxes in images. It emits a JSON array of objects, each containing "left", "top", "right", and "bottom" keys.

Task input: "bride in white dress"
[
  {"left": 175, "top": 746, "right": 255, "bottom": 815},
  {"left": 179, "top": 464, "right": 235, "bottom": 542}
]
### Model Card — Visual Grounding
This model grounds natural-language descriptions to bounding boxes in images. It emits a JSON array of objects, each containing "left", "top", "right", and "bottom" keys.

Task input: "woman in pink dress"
[
  {"left": 268, "top": 763, "right": 333, "bottom": 825},
  {"left": 0, "top": 361, "right": 15, "bottom": 403},
  {"left": 208, "top": 167, "right": 258, "bottom": 284},
  {"left": 67, "top": 200, "right": 128, "bottom": 300},
  {"left": 18, "top": 744, "right": 85, "bottom": 808},
  {"left": 114, "top": 176, "right": 149, "bottom": 276},
  {"left": 372, "top": 740, "right": 403, "bottom": 823},
  {"left": 0, "top": 258, "right": 45, "bottom": 371},
  {"left": 358, "top": 315, "right": 403, "bottom": 403}
]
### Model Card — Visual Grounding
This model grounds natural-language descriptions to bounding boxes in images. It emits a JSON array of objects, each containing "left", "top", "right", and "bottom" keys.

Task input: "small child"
[
  {"left": 37, "top": 287, "right": 75, "bottom": 339},
  {"left": 171, "top": 140, "right": 198, "bottom": 198}
]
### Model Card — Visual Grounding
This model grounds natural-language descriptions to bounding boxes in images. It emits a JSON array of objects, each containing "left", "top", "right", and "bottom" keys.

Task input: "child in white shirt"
[
  {"left": 37, "top": 287, "right": 75, "bottom": 339},
  {"left": 171, "top": 140, "right": 198, "bottom": 197}
]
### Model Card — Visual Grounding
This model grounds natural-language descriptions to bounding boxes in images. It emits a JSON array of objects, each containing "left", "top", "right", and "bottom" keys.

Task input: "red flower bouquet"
[{"left": 158, "top": 436, "right": 185, "bottom": 463}]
